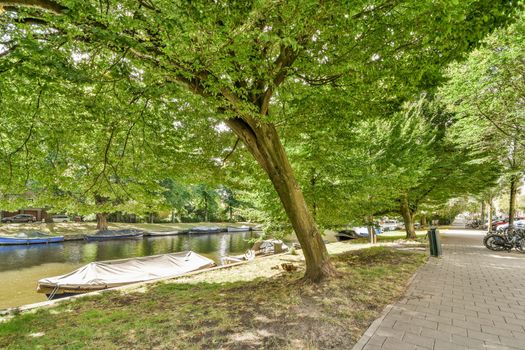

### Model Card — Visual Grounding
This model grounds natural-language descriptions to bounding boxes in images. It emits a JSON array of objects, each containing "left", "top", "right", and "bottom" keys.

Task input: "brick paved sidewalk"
[{"left": 353, "top": 229, "right": 525, "bottom": 350}]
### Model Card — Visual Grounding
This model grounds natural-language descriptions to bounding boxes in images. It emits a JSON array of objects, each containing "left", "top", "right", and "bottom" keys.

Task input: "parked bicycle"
[{"left": 483, "top": 228, "right": 525, "bottom": 253}]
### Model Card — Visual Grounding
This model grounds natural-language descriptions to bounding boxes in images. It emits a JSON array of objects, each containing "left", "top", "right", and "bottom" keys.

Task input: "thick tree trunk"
[
  {"left": 226, "top": 118, "right": 336, "bottom": 282},
  {"left": 508, "top": 175, "right": 519, "bottom": 233},
  {"left": 96, "top": 213, "right": 108, "bottom": 231},
  {"left": 400, "top": 195, "right": 416, "bottom": 239}
]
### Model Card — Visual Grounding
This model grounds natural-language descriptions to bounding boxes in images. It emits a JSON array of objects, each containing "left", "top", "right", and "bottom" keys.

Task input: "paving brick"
[
  {"left": 437, "top": 323, "right": 468, "bottom": 336},
  {"left": 409, "top": 318, "right": 438, "bottom": 330},
  {"left": 366, "top": 334, "right": 386, "bottom": 346},
  {"left": 467, "top": 329, "right": 501, "bottom": 343},
  {"left": 425, "top": 314, "right": 453, "bottom": 325},
  {"left": 402, "top": 333, "right": 435, "bottom": 349},
  {"left": 481, "top": 324, "right": 515, "bottom": 337},
  {"left": 392, "top": 321, "right": 421, "bottom": 335},
  {"left": 420, "top": 327, "right": 452, "bottom": 342},
  {"left": 450, "top": 334, "right": 485, "bottom": 349},
  {"left": 374, "top": 326, "right": 404, "bottom": 340},
  {"left": 498, "top": 335, "right": 525, "bottom": 349},
  {"left": 382, "top": 337, "right": 416, "bottom": 350},
  {"left": 434, "top": 339, "right": 469, "bottom": 350}
]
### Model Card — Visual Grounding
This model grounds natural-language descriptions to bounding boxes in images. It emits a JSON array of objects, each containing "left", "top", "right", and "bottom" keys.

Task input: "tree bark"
[
  {"left": 421, "top": 215, "right": 427, "bottom": 228},
  {"left": 400, "top": 195, "right": 416, "bottom": 239},
  {"left": 204, "top": 197, "right": 208, "bottom": 222},
  {"left": 487, "top": 197, "right": 493, "bottom": 233},
  {"left": 508, "top": 175, "right": 519, "bottom": 233},
  {"left": 367, "top": 215, "right": 377, "bottom": 244},
  {"left": 481, "top": 200, "right": 486, "bottom": 229},
  {"left": 96, "top": 213, "right": 108, "bottom": 231},
  {"left": 226, "top": 117, "right": 336, "bottom": 282}
]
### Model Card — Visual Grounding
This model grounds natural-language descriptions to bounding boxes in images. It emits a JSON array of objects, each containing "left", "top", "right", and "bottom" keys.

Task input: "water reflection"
[
  {"left": 0, "top": 231, "right": 257, "bottom": 272},
  {"left": 0, "top": 231, "right": 257, "bottom": 308}
]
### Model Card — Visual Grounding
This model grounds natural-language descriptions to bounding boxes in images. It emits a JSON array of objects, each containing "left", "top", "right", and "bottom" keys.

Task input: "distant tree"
[{"left": 441, "top": 11, "right": 525, "bottom": 231}]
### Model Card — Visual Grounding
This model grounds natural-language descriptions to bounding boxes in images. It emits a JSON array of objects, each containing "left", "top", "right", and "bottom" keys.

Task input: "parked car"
[
  {"left": 496, "top": 219, "right": 525, "bottom": 233},
  {"left": 493, "top": 217, "right": 525, "bottom": 232},
  {"left": 380, "top": 220, "right": 399, "bottom": 231},
  {"left": 1, "top": 214, "right": 37, "bottom": 223},
  {"left": 52, "top": 215, "right": 70, "bottom": 223}
]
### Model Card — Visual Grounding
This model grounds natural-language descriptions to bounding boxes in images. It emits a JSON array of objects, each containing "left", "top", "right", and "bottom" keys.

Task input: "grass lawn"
[{"left": 0, "top": 247, "right": 427, "bottom": 349}]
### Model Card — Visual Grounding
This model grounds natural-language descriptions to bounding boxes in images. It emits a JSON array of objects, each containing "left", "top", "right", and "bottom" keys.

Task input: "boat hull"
[
  {"left": 84, "top": 233, "right": 144, "bottom": 241},
  {"left": 0, "top": 236, "right": 64, "bottom": 245},
  {"left": 226, "top": 226, "right": 252, "bottom": 232},
  {"left": 38, "top": 251, "right": 215, "bottom": 298},
  {"left": 189, "top": 226, "right": 224, "bottom": 234}
]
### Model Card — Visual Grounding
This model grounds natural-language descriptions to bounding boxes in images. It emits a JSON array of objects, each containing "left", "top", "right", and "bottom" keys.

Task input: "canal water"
[{"left": 0, "top": 231, "right": 258, "bottom": 309}]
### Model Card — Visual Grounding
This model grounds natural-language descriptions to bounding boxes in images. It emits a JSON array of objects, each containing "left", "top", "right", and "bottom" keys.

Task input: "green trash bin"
[{"left": 428, "top": 227, "right": 442, "bottom": 257}]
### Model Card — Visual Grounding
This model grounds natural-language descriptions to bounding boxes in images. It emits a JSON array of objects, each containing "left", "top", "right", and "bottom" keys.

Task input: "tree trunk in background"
[
  {"left": 481, "top": 201, "right": 486, "bottom": 229},
  {"left": 367, "top": 216, "right": 377, "bottom": 244},
  {"left": 421, "top": 216, "right": 427, "bottom": 228},
  {"left": 508, "top": 175, "right": 519, "bottom": 233},
  {"left": 226, "top": 118, "right": 336, "bottom": 282},
  {"left": 487, "top": 198, "right": 493, "bottom": 233},
  {"left": 96, "top": 213, "right": 108, "bottom": 230},
  {"left": 400, "top": 195, "right": 416, "bottom": 239},
  {"left": 311, "top": 172, "right": 318, "bottom": 220}
]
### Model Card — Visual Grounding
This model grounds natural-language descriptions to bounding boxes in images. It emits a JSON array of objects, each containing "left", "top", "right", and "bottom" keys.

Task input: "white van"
[
  {"left": 380, "top": 219, "right": 398, "bottom": 231},
  {"left": 52, "top": 215, "right": 70, "bottom": 223}
]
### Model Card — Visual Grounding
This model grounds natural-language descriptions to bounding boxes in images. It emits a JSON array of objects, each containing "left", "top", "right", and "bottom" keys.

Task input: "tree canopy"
[{"left": 0, "top": 0, "right": 520, "bottom": 281}]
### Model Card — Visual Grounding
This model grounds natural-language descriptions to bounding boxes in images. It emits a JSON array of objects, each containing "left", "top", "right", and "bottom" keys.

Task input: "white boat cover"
[{"left": 38, "top": 251, "right": 215, "bottom": 290}]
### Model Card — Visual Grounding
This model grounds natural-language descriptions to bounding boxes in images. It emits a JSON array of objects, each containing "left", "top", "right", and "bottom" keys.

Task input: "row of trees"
[{"left": 0, "top": 0, "right": 522, "bottom": 281}]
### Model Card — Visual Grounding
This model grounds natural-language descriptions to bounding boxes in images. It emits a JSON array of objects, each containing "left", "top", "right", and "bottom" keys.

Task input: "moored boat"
[
  {"left": 226, "top": 225, "right": 252, "bottom": 232},
  {"left": 335, "top": 230, "right": 360, "bottom": 241},
  {"left": 37, "top": 251, "right": 216, "bottom": 299},
  {"left": 84, "top": 229, "right": 144, "bottom": 241},
  {"left": 189, "top": 226, "right": 224, "bottom": 234},
  {"left": 0, "top": 232, "right": 64, "bottom": 245}
]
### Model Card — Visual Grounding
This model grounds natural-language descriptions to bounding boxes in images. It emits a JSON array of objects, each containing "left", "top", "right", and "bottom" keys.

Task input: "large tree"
[{"left": 0, "top": 0, "right": 518, "bottom": 281}]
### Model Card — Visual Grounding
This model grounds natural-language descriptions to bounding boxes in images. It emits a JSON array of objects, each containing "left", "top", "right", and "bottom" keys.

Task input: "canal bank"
[
  {"left": 0, "top": 242, "right": 427, "bottom": 349},
  {"left": 0, "top": 230, "right": 261, "bottom": 309}
]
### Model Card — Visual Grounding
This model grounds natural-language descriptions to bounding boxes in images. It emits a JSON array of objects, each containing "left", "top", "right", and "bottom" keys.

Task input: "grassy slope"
[{"left": 0, "top": 247, "right": 426, "bottom": 350}]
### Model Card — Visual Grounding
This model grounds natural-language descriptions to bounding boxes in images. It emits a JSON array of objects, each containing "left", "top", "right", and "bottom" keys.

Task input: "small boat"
[
  {"left": 335, "top": 230, "right": 360, "bottom": 241},
  {"left": 0, "top": 232, "right": 64, "bottom": 245},
  {"left": 84, "top": 229, "right": 144, "bottom": 241},
  {"left": 146, "top": 230, "right": 182, "bottom": 237},
  {"left": 226, "top": 225, "right": 252, "bottom": 232},
  {"left": 336, "top": 226, "right": 381, "bottom": 241},
  {"left": 189, "top": 226, "right": 224, "bottom": 234},
  {"left": 37, "top": 251, "right": 216, "bottom": 299}
]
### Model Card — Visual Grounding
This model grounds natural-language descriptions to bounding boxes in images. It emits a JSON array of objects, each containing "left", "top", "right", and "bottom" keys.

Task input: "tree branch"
[
  {"left": 222, "top": 137, "right": 240, "bottom": 163},
  {"left": 0, "top": 0, "right": 66, "bottom": 14}
]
